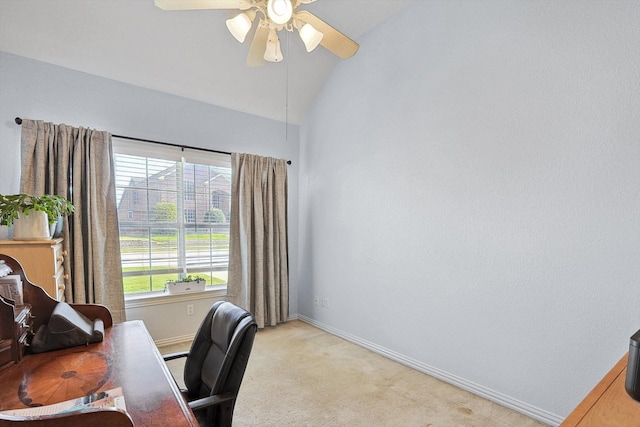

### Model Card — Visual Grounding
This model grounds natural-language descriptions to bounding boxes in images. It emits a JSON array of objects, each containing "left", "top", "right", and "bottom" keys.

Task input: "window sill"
[{"left": 125, "top": 286, "right": 226, "bottom": 309}]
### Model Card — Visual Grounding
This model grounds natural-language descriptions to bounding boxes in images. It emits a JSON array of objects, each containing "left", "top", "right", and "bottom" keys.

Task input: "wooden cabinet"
[
  {"left": 561, "top": 353, "right": 640, "bottom": 426},
  {"left": 0, "top": 239, "right": 66, "bottom": 301}
]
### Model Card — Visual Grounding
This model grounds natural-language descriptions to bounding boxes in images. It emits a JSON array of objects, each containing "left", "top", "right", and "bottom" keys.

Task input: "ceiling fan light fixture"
[
  {"left": 226, "top": 11, "right": 254, "bottom": 43},
  {"left": 299, "top": 23, "right": 323, "bottom": 52},
  {"left": 267, "top": 0, "right": 293, "bottom": 25},
  {"left": 154, "top": 0, "right": 360, "bottom": 65},
  {"left": 264, "top": 29, "right": 283, "bottom": 62}
]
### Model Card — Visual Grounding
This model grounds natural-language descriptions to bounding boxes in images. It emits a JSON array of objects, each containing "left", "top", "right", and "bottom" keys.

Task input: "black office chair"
[{"left": 163, "top": 301, "right": 257, "bottom": 427}]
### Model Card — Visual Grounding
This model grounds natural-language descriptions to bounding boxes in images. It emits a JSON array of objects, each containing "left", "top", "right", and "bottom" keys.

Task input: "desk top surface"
[
  {"left": 0, "top": 320, "right": 197, "bottom": 426},
  {"left": 561, "top": 353, "right": 640, "bottom": 426}
]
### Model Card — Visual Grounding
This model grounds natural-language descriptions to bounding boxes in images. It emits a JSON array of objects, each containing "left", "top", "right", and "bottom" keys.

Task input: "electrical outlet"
[
  {"left": 187, "top": 304, "right": 194, "bottom": 315},
  {"left": 315, "top": 296, "right": 330, "bottom": 308}
]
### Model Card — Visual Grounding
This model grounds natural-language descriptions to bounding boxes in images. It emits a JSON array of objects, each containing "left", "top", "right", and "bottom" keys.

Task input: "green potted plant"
[
  {"left": 0, "top": 193, "right": 74, "bottom": 240},
  {"left": 165, "top": 275, "right": 206, "bottom": 294}
]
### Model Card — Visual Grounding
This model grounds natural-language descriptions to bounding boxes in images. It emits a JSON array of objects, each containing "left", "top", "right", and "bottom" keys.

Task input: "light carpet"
[{"left": 160, "top": 320, "right": 548, "bottom": 427}]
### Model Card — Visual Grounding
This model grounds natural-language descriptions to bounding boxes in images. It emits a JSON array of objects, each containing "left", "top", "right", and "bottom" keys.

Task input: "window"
[
  {"left": 184, "top": 209, "right": 196, "bottom": 223},
  {"left": 211, "top": 190, "right": 230, "bottom": 211},
  {"left": 184, "top": 181, "right": 195, "bottom": 201},
  {"left": 113, "top": 138, "right": 232, "bottom": 295}
]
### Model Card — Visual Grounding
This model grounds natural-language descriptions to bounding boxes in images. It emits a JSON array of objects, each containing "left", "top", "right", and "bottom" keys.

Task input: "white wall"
[
  {"left": 298, "top": 0, "right": 640, "bottom": 422},
  {"left": 0, "top": 51, "right": 300, "bottom": 339}
]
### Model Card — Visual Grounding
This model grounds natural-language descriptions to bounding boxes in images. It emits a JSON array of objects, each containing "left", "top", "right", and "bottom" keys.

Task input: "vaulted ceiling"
[{"left": 0, "top": 0, "right": 412, "bottom": 124}]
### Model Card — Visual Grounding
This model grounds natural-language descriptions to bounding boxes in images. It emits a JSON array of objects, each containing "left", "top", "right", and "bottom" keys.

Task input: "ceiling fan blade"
[
  {"left": 154, "top": 0, "right": 252, "bottom": 10},
  {"left": 294, "top": 11, "right": 359, "bottom": 59},
  {"left": 247, "top": 23, "right": 269, "bottom": 67},
  {"left": 292, "top": 0, "right": 316, "bottom": 8}
]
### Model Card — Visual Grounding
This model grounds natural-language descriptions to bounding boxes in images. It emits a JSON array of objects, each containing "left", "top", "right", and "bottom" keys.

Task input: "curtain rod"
[{"left": 15, "top": 117, "right": 292, "bottom": 165}]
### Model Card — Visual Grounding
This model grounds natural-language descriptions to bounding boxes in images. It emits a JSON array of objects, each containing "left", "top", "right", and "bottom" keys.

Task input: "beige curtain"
[
  {"left": 228, "top": 153, "right": 289, "bottom": 328},
  {"left": 20, "top": 119, "right": 126, "bottom": 323}
]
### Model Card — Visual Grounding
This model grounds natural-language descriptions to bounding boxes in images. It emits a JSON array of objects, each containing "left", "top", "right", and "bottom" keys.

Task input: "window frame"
[{"left": 112, "top": 138, "right": 231, "bottom": 299}]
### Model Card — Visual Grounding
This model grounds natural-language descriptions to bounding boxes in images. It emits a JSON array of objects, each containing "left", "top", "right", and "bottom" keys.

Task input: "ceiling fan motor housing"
[{"left": 267, "top": 0, "right": 293, "bottom": 25}]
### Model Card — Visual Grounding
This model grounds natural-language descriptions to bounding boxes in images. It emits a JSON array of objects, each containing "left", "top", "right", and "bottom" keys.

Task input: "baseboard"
[
  {"left": 155, "top": 314, "right": 300, "bottom": 347},
  {"left": 298, "top": 315, "right": 563, "bottom": 427},
  {"left": 154, "top": 333, "right": 195, "bottom": 348}
]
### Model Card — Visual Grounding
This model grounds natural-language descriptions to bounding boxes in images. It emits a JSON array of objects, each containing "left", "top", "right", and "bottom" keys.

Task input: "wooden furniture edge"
[
  {"left": 0, "top": 406, "right": 133, "bottom": 427},
  {"left": 139, "top": 321, "right": 198, "bottom": 426},
  {"left": 0, "top": 239, "right": 63, "bottom": 246},
  {"left": 560, "top": 353, "right": 628, "bottom": 426}
]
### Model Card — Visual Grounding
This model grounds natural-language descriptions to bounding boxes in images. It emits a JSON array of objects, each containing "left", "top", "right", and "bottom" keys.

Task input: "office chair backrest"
[{"left": 183, "top": 301, "right": 257, "bottom": 423}]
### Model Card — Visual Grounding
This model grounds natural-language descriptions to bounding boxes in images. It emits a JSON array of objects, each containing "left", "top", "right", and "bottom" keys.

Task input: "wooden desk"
[
  {"left": 561, "top": 353, "right": 640, "bottom": 426},
  {"left": 0, "top": 320, "right": 197, "bottom": 426}
]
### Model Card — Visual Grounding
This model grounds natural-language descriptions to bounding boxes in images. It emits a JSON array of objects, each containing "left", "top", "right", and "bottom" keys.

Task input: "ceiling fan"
[{"left": 154, "top": 0, "right": 359, "bottom": 66}]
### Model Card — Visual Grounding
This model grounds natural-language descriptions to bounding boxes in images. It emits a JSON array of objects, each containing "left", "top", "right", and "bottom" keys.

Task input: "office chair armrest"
[
  {"left": 187, "top": 392, "right": 237, "bottom": 412},
  {"left": 162, "top": 351, "right": 189, "bottom": 361}
]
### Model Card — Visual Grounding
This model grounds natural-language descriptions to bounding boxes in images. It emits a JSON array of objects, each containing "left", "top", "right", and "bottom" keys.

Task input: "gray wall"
[
  {"left": 0, "top": 51, "right": 300, "bottom": 336},
  {"left": 298, "top": 0, "right": 640, "bottom": 422}
]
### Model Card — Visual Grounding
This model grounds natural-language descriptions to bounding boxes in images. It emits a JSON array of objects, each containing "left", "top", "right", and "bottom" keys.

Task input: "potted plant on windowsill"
[
  {"left": 165, "top": 275, "right": 206, "bottom": 294},
  {"left": 0, "top": 194, "right": 74, "bottom": 240}
]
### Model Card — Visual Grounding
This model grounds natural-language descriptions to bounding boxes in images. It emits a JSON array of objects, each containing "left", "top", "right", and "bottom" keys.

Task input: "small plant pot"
[
  {"left": 13, "top": 211, "right": 51, "bottom": 240},
  {"left": 50, "top": 215, "right": 63, "bottom": 238},
  {"left": 166, "top": 279, "right": 206, "bottom": 294}
]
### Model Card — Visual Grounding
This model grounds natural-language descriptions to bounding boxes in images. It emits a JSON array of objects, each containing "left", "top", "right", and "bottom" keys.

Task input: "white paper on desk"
[
  {"left": 0, "top": 261, "right": 12, "bottom": 277},
  {"left": 0, "top": 280, "right": 22, "bottom": 307},
  {"left": 0, "top": 387, "right": 126, "bottom": 417},
  {"left": 0, "top": 275, "right": 22, "bottom": 306}
]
